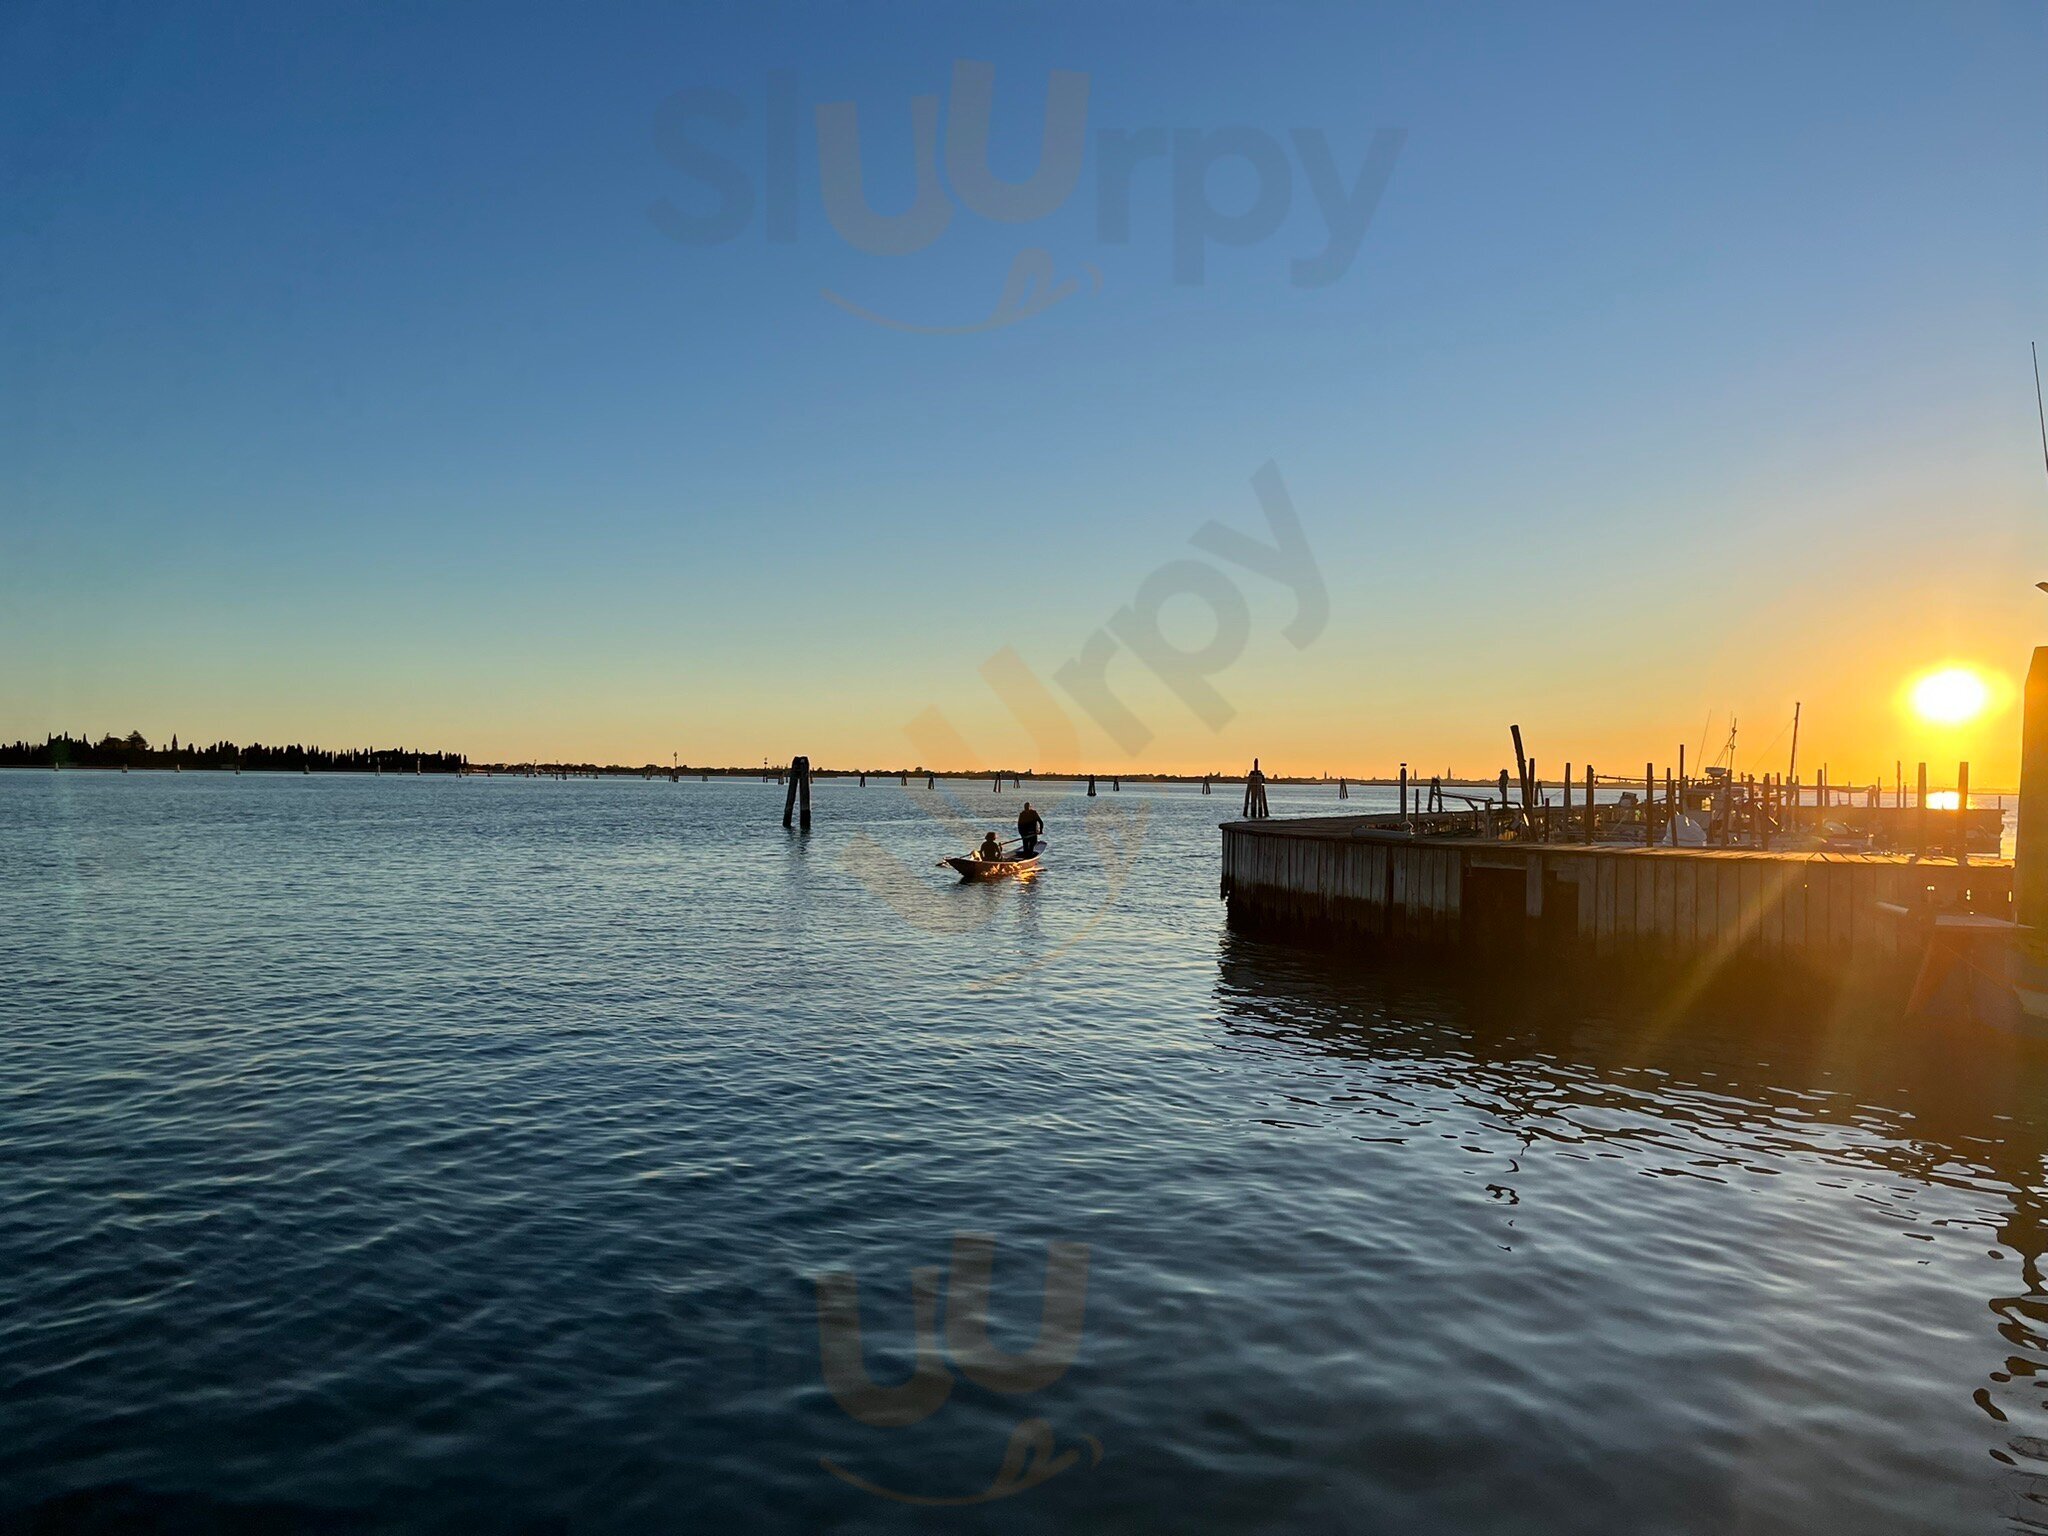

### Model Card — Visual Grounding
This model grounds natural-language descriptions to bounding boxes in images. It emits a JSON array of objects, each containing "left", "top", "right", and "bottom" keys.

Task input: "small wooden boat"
[{"left": 940, "top": 840, "right": 1045, "bottom": 882}]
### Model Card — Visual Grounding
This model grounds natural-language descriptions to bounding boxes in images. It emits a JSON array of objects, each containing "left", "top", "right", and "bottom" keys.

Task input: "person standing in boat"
[{"left": 1016, "top": 802, "right": 1044, "bottom": 857}]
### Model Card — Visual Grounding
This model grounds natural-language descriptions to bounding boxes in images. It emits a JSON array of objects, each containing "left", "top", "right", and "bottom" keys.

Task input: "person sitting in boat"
[
  {"left": 978, "top": 831, "right": 1005, "bottom": 862},
  {"left": 1016, "top": 802, "right": 1043, "bottom": 857}
]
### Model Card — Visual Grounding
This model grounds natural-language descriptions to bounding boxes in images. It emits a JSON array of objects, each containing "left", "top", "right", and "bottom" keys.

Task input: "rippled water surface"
[{"left": 5, "top": 771, "right": 2048, "bottom": 1533}]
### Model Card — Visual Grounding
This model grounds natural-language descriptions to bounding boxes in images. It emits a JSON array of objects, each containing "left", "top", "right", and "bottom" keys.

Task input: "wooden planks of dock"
[{"left": 1220, "top": 813, "right": 2013, "bottom": 989}]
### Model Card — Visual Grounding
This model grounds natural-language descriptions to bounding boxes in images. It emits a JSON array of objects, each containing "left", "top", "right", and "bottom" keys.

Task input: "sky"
[{"left": 4, "top": 0, "right": 2046, "bottom": 783}]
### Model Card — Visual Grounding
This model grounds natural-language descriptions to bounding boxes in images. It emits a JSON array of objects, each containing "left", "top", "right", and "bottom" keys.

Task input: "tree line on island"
[{"left": 2, "top": 733, "right": 467, "bottom": 773}]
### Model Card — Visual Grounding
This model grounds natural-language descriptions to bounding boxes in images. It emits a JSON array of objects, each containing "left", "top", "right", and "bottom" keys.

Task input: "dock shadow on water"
[{"left": 1206, "top": 933, "right": 2048, "bottom": 1533}]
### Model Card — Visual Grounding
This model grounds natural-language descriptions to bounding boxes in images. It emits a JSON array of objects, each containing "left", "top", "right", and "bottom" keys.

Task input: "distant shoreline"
[{"left": 2, "top": 761, "right": 1507, "bottom": 790}]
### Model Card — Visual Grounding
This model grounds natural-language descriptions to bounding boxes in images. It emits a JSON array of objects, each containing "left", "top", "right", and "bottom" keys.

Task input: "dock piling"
[
  {"left": 2016, "top": 648, "right": 2048, "bottom": 1011},
  {"left": 1957, "top": 761, "right": 1970, "bottom": 865}
]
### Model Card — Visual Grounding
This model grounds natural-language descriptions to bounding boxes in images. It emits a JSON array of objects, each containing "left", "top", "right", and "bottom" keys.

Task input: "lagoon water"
[{"left": 4, "top": 770, "right": 2048, "bottom": 1533}]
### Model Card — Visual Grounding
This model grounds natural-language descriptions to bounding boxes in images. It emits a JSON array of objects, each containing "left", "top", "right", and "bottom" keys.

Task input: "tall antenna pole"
[
  {"left": 1787, "top": 702, "right": 1801, "bottom": 782},
  {"left": 2034, "top": 343, "right": 2048, "bottom": 488}
]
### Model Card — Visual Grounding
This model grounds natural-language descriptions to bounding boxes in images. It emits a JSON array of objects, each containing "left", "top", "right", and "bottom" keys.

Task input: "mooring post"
[
  {"left": 1956, "top": 761, "right": 1970, "bottom": 865},
  {"left": 1511, "top": 725, "right": 1529, "bottom": 812},
  {"left": 1088, "top": 775, "right": 1097, "bottom": 797},
  {"left": 1915, "top": 762, "right": 1928, "bottom": 857},
  {"left": 778, "top": 757, "right": 811, "bottom": 830},
  {"left": 1399, "top": 763, "right": 1408, "bottom": 821},
  {"left": 1563, "top": 762, "right": 1573, "bottom": 834},
  {"left": 2016, "top": 649, "right": 2048, "bottom": 1018}
]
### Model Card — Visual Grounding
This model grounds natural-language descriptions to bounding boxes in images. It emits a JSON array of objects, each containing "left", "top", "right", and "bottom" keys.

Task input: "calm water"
[{"left": 5, "top": 770, "right": 2048, "bottom": 1533}]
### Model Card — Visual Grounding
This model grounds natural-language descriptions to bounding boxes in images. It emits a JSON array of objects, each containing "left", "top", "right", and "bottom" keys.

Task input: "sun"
[{"left": 1909, "top": 667, "right": 1991, "bottom": 726}]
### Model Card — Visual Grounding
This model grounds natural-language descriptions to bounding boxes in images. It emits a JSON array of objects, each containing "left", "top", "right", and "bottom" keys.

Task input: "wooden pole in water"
[
  {"left": 1644, "top": 762, "right": 1655, "bottom": 846},
  {"left": 1563, "top": 762, "right": 1573, "bottom": 834},
  {"left": 1915, "top": 762, "right": 1928, "bottom": 857},
  {"left": 1399, "top": 763, "right": 1409, "bottom": 821},
  {"left": 1584, "top": 765, "right": 1596, "bottom": 843},
  {"left": 782, "top": 757, "right": 801, "bottom": 828},
  {"left": 1511, "top": 726, "right": 1529, "bottom": 812}
]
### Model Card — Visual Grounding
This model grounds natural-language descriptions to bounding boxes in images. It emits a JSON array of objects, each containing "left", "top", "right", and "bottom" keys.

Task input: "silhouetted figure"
[
  {"left": 1017, "top": 802, "right": 1044, "bottom": 857},
  {"left": 978, "top": 831, "right": 1004, "bottom": 862}
]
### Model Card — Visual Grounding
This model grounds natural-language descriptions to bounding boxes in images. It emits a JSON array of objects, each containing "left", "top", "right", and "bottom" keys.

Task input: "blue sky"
[{"left": 5, "top": 1, "right": 2045, "bottom": 777}]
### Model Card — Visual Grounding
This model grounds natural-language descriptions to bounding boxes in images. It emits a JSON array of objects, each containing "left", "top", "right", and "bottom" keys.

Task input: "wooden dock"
[{"left": 1220, "top": 813, "right": 2013, "bottom": 990}]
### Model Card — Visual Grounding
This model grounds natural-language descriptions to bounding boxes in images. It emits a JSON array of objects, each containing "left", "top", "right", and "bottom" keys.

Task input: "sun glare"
[{"left": 1909, "top": 667, "right": 1991, "bottom": 726}]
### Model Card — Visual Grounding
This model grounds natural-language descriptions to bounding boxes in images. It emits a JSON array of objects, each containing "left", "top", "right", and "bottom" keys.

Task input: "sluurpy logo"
[
  {"left": 650, "top": 61, "right": 1405, "bottom": 331},
  {"left": 834, "top": 459, "right": 1326, "bottom": 968},
  {"left": 816, "top": 1233, "right": 1098, "bottom": 1504}
]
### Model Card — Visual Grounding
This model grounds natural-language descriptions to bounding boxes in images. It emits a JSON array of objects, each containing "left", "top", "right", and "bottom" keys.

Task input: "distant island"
[{"left": 3, "top": 733, "right": 467, "bottom": 773}]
